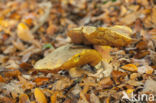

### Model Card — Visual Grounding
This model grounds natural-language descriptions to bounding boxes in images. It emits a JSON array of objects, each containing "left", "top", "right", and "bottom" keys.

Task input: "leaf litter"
[{"left": 0, "top": 0, "right": 156, "bottom": 103}]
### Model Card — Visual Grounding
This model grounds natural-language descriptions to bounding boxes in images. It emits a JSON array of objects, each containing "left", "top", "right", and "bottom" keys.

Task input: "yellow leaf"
[
  {"left": 121, "top": 64, "right": 138, "bottom": 72},
  {"left": 50, "top": 93, "right": 57, "bottom": 103},
  {"left": 34, "top": 88, "right": 47, "bottom": 103},
  {"left": 17, "top": 23, "right": 34, "bottom": 42},
  {"left": 126, "top": 89, "right": 134, "bottom": 94}
]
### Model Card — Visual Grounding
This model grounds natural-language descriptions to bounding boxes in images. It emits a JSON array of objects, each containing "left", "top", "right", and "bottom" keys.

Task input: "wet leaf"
[
  {"left": 34, "top": 88, "right": 47, "bottom": 103},
  {"left": 34, "top": 44, "right": 102, "bottom": 72}
]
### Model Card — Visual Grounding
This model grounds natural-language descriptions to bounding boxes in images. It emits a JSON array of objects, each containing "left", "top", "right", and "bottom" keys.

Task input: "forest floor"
[{"left": 0, "top": 0, "right": 156, "bottom": 103}]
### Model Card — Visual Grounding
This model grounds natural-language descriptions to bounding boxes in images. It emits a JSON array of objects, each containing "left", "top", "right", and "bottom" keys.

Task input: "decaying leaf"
[
  {"left": 67, "top": 25, "right": 132, "bottom": 47},
  {"left": 34, "top": 88, "right": 47, "bottom": 103},
  {"left": 34, "top": 44, "right": 102, "bottom": 72}
]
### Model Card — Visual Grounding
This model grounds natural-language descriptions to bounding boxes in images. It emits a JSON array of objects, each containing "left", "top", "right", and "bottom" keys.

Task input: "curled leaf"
[{"left": 34, "top": 44, "right": 102, "bottom": 72}]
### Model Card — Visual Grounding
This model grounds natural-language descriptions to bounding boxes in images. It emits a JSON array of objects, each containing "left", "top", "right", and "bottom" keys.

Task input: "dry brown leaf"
[
  {"left": 138, "top": 65, "right": 153, "bottom": 74},
  {"left": 46, "top": 24, "right": 57, "bottom": 35},
  {"left": 68, "top": 26, "right": 132, "bottom": 47},
  {"left": 34, "top": 77, "right": 49, "bottom": 85},
  {"left": 98, "top": 77, "right": 113, "bottom": 89},
  {"left": 34, "top": 88, "right": 47, "bottom": 103},
  {"left": 120, "top": 12, "right": 139, "bottom": 25},
  {"left": 52, "top": 78, "right": 72, "bottom": 90},
  {"left": 19, "top": 93, "right": 30, "bottom": 103},
  {"left": 111, "top": 70, "right": 127, "bottom": 85},
  {"left": 0, "top": 75, "right": 4, "bottom": 82},
  {"left": 90, "top": 92, "right": 100, "bottom": 103},
  {"left": 34, "top": 44, "right": 102, "bottom": 72},
  {"left": 18, "top": 76, "right": 34, "bottom": 89},
  {"left": 4, "top": 70, "right": 21, "bottom": 78},
  {"left": 151, "top": 8, "right": 156, "bottom": 26}
]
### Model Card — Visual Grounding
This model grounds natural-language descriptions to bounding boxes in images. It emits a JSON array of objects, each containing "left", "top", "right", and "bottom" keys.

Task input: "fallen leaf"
[
  {"left": 90, "top": 92, "right": 100, "bottom": 103},
  {"left": 17, "top": 23, "right": 34, "bottom": 42},
  {"left": 138, "top": 65, "right": 153, "bottom": 74},
  {"left": 34, "top": 44, "right": 102, "bottom": 72},
  {"left": 34, "top": 88, "right": 47, "bottom": 103},
  {"left": 34, "top": 77, "right": 49, "bottom": 85},
  {"left": 19, "top": 93, "right": 30, "bottom": 103},
  {"left": 0, "top": 75, "right": 4, "bottom": 82},
  {"left": 4, "top": 70, "right": 21, "bottom": 78},
  {"left": 52, "top": 78, "right": 72, "bottom": 90},
  {"left": 50, "top": 92, "right": 58, "bottom": 103},
  {"left": 151, "top": 8, "right": 156, "bottom": 26},
  {"left": 111, "top": 70, "right": 127, "bottom": 85},
  {"left": 121, "top": 64, "right": 138, "bottom": 72},
  {"left": 18, "top": 76, "right": 34, "bottom": 89},
  {"left": 46, "top": 24, "right": 57, "bottom": 35},
  {"left": 143, "top": 79, "right": 156, "bottom": 94},
  {"left": 98, "top": 77, "right": 113, "bottom": 88},
  {"left": 120, "top": 12, "right": 139, "bottom": 25}
]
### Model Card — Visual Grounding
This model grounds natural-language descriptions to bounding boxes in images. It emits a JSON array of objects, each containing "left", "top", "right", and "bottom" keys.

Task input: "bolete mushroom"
[
  {"left": 34, "top": 44, "right": 102, "bottom": 72},
  {"left": 67, "top": 25, "right": 132, "bottom": 47}
]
